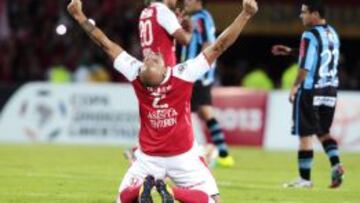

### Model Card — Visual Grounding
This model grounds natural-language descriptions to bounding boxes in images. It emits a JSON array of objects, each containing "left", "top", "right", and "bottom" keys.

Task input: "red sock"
[
  {"left": 119, "top": 186, "right": 141, "bottom": 203},
  {"left": 173, "top": 187, "right": 209, "bottom": 203}
]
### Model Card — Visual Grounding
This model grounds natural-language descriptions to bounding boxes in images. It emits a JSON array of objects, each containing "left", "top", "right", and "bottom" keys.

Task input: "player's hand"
[
  {"left": 67, "top": 0, "right": 85, "bottom": 22},
  {"left": 181, "top": 16, "right": 193, "bottom": 33},
  {"left": 176, "top": 8, "right": 186, "bottom": 22},
  {"left": 289, "top": 85, "right": 298, "bottom": 103},
  {"left": 176, "top": 8, "right": 193, "bottom": 33},
  {"left": 271, "top": 45, "right": 292, "bottom": 56},
  {"left": 243, "top": 0, "right": 258, "bottom": 17}
]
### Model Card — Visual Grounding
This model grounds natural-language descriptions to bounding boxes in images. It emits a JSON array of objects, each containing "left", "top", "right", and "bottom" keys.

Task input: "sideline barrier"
[
  {"left": 208, "top": 88, "right": 268, "bottom": 146},
  {"left": 0, "top": 83, "right": 139, "bottom": 145},
  {"left": 264, "top": 91, "right": 360, "bottom": 151},
  {"left": 0, "top": 83, "right": 359, "bottom": 151}
]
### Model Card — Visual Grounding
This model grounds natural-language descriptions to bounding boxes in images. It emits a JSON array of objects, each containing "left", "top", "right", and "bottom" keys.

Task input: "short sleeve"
[
  {"left": 173, "top": 53, "right": 211, "bottom": 82},
  {"left": 113, "top": 52, "right": 143, "bottom": 81},
  {"left": 156, "top": 4, "right": 182, "bottom": 35},
  {"left": 298, "top": 31, "right": 318, "bottom": 71}
]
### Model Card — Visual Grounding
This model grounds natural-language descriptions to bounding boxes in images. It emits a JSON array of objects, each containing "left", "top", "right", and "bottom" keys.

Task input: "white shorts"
[{"left": 117, "top": 143, "right": 219, "bottom": 201}]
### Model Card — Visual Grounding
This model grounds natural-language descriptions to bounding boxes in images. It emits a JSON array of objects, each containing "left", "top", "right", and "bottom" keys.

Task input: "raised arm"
[
  {"left": 173, "top": 11, "right": 193, "bottom": 45},
  {"left": 173, "top": 28, "right": 192, "bottom": 45},
  {"left": 157, "top": 6, "right": 192, "bottom": 45},
  {"left": 203, "top": 0, "right": 258, "bottom": 64},
  {"left": 67, "top": 0, "right": 123, "bottom": 61},
  {"left": 271, "top": 45, "right": 299, "bottom": 56}
]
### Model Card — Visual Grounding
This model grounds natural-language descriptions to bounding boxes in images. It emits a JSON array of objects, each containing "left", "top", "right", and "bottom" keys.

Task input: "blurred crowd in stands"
[
  {"left": 0, "top": 0, "right": 139, "bottom": 84},
  {"left": 0, "top": 0, "right": 359, "bottom": 90}
]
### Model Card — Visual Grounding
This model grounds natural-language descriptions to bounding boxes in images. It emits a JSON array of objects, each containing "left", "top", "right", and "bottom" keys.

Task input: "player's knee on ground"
[
  {"left": 119, "top": 190, "right": 132, "bottom": 203},
  {"left": 118, "top": 186, "right": 140, "bottom": 203},
  {"left": 173, "top": 187, "right": 215, "bottom": 203}
]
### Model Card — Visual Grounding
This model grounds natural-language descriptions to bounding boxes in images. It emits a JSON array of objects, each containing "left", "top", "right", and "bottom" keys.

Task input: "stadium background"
[
  {"left": 0, "top": 0, "right": 360, "bottom": 202},
  {"left": 1, "top": 0, "right": 360, "bottom": 88}
]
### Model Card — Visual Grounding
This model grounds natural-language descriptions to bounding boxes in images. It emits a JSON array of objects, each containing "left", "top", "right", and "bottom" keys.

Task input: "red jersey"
[
  {"left": 139, "top": 2, "right": 181, "bottom": 67},
  {"left": 114, "top": 52, "right": 211, "bottom": 156}
]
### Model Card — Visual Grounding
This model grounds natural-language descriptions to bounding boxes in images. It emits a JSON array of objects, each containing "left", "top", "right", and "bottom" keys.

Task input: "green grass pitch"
[{"left": 0, "top": 144, "right": 359, "bottom": 203}]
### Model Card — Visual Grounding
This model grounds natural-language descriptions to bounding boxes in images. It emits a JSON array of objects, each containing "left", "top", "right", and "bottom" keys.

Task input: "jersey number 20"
[{"left": 139, "top": 20, "right": 154, "bottom": 47}]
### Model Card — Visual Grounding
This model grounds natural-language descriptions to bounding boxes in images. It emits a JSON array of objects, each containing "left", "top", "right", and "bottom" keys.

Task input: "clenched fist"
[
  {"left": 68, "top": 0, "right": 85, "bottom": 22},
  {"left": 243, "top": 0, "right": 258, "bottom": 17}
]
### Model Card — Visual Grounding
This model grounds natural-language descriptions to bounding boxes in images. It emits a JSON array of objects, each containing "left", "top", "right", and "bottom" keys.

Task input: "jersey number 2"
[{"left": 151, "top": 92, "right": 169, "bottom": 109}]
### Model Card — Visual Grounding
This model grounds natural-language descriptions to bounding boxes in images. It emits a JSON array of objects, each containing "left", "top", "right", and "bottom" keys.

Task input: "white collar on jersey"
[{"left": 160, "top": 68, "right": 171, "bottom": 85}]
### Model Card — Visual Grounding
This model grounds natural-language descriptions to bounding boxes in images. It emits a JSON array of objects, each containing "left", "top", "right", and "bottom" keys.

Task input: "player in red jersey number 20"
[{"left": 139, "top": 0, "right": 192, "bottom": 67}]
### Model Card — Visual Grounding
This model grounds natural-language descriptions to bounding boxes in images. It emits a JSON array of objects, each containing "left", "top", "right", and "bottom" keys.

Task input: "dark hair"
[
  {"left": 199, "top": 0, "right": 207, "bottom": 4},
  {"left": 144, "top": 0, "right": 162, "bottom": 6},
  {"left": 302, "top": 0, "right": 326, "bottom": 18}
]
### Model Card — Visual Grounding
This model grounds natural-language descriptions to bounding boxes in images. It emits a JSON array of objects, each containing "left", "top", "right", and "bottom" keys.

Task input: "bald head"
[
  {"left": 139, "top": 52, "right": 167, "bottom": 87},
  {"left": 139, "top": 66, "right": 166, "bottom": 87}
]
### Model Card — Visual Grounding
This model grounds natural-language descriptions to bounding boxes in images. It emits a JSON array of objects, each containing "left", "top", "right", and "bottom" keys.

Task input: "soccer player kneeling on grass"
[{"left": 67, "top": 0, "right": 258, "bottom": 202}]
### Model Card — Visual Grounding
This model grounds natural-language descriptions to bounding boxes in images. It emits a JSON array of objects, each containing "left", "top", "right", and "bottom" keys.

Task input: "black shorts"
[
  {"left": 292, "top": 87, "right": 337, "bottom": 136},
  {"left": 191, "top": 81, "right": 212, "bottom": 112}
]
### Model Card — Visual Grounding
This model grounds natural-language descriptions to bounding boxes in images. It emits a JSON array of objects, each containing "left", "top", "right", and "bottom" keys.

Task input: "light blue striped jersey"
[
  {"left": 298, "top": 24, "right": 341, "bottom": 90},
  {"left": 181, "top": 9, "right": 216, "bottom": 85}
]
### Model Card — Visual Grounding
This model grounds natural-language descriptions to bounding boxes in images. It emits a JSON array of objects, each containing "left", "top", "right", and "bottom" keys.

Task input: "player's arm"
[
  {"left": 289, "top": 32, "right": 317, "bottom": 103},
  {"left": 67, "top": 0, "right": 122, "bottom": 61},
  {"left": 158, "top": 7, "right": 192, "bottom": 45},
  {"left": 203, "top": 0, "right": 258, "bottom": 65},
  {"left": 289, "top": 69, "right": 308, "bottom": 103},
  {"left": 173, "top": 0, "right": 258, "bottom": 83},
  {"left": 271, "top": 45, "right": 299, "bottom": 56},
  {"left": 173, "top": 28, "right": 192, "bottom": 45},
  {"left": 201, "top": 42, "right": 212, "bottom": 51}
]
